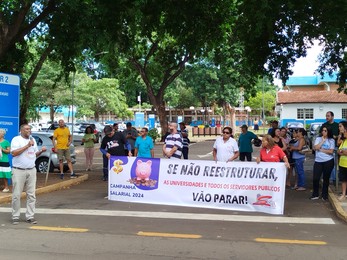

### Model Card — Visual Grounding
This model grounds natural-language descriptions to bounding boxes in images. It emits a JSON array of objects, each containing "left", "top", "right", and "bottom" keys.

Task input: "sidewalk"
[
  {"left": 0, "top": 172, "right": 89, "bottom": 204},
  {"left": 0, "top": 140, "right": 347, "bottom": 223},
  {"left": 329, "top": 184, "right": 347, "bottom": 222}
]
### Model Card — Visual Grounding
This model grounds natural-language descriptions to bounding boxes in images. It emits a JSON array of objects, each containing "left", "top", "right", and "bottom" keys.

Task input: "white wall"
[{"left": 280, "top": 103, "right": 347, "bottom": 123}]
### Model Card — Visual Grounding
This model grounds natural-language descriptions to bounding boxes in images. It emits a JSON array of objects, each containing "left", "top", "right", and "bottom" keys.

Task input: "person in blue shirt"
[
  {"left": 134, "top": 127, "right": 154, "bottom": 158},
  {"left": 238, "top": 124, "right": 259, "bottom": 161}
]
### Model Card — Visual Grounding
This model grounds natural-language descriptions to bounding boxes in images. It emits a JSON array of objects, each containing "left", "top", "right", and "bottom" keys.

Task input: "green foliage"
[
  {"left": 164, "top": 79, "right": 199, "bottom": 109},
  {"left": 244, "top": 92, "right": 276, "bottom": 116},
  {"left": 148, "top": 128, "right": 160, "bottom": 142},
  {"left": 74, "top": 75, "right": 132, "bottom": 120},
  {"left": 234, "top": 0, "right": 347, "bottom": 88},
  {"left": 266, "top": 117, "right": 279, "bottom": 126}
]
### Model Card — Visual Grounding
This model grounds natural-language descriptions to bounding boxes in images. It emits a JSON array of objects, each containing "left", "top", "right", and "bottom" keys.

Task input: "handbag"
[{"left": 299, "top": 144, "right": 311, "bottom": 154}]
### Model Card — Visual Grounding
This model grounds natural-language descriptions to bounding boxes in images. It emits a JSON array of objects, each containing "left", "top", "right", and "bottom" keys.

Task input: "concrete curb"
[
  {"left": 329, "top": 187, "right": 347, "bottom": 223},
  {"left": 0, "top": 174, "right": 89, "bottom": 204}
]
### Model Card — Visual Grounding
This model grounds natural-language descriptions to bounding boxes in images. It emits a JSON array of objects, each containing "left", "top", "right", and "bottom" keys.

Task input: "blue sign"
[
  {"left": 0, "top": 72, "right": 20, "bottom": 142},
  {"left": 148, "top": 114, "right": 155, "bottom": 130},
  {"left": 177, "top": 116, "right": 183, "bottom": 130},
  {"left": 135, "top": 112, "right": 145, "bottom": 128}
]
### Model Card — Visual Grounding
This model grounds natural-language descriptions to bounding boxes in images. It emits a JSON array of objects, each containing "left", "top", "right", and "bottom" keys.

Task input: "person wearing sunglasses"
[
  {"left": 134, "top": 127, "right": 154, "bottom": 158},
  {"left": 311, "top": 126, "right": 335, "bottom": 201},
  {"left": 213, "top": 127, "right": 239, "bottom": 162}
]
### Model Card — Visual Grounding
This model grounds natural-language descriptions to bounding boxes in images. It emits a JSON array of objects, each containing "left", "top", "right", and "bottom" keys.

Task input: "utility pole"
[{"left": 138, "top": 91, "right": 141, "bottom": 112}]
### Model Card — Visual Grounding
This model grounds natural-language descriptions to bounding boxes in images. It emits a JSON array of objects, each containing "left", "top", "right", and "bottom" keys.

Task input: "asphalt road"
[{"left": 0, "top": 140, "right": 346, "bottom": 259}]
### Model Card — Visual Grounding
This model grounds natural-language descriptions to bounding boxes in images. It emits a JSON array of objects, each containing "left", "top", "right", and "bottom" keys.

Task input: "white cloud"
[
  {"left": 291, "top": 41, "right": 322, "bottom": 76},
  {"left": 274, "top": 40, "right": 323, "bottom": 86}
]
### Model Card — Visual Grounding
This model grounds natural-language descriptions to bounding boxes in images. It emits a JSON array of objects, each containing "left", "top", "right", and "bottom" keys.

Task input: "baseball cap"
[
  {"left": 126, "top": 122, "right": 132, "bottom": 127},
  {"left": 240, "top": 124, "right": 248, "bottom": 129},
  {"left": 104, "top": 125, "right": 113, "bottom": 135}
]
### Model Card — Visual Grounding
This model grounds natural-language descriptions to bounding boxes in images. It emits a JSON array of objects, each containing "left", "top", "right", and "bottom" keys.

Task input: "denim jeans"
[
  {"left": 294, "top": 157, "right": 305, "bottom": 187},
  {"left": 312, "top": 159, "right": 334, "bottom": 199},
  {"left": 102, "top": 154, "right": 109, "bottom": 180},
  {"left": 182, "top": 147, "right": 189, "bottom": 159}
]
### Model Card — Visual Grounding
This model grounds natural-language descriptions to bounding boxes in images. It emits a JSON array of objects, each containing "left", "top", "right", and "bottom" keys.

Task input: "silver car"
[
  {"left": 42, "top": 123, "right": 84, "bottom": 143},
  {"left": 32, "top": 132, "right": 76, "bottom": 173}
]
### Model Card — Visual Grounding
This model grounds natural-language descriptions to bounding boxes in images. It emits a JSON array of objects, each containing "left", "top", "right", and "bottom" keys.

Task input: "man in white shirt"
[{"left": 11, "top": 124, "right": 46, "bottom": 225}]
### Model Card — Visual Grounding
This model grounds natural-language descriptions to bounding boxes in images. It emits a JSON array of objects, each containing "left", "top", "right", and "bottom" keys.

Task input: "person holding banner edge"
[
  {"left": 213, "top": 126, "right": 239, "bottom": 162},
  {"left": 256, "top": 134, "right": 290, "bottom": 168},
  {"left": 100, "top": 125, "right": 132, "bottom": 181}
]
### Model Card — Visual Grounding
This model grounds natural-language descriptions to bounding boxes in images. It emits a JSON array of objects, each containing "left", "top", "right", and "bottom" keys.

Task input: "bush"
[{"left": 148, "top": 128, "right": 160, "bottom": 142}]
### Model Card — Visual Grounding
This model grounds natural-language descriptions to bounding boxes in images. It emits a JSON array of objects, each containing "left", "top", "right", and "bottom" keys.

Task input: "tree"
[
  {"left": 30, "top": 59, "right": 72, "bottom": 122},
  {"left": 91, "top": 0, "right": 237, "bottom": 135},
  {"left": 164, "top": 79, "right": 199, "bottom": 110},
  {"left": 74, "top": 77, "right": 132, "bottom": 121},
  {"left": 234, "top": 0, "right": 347, "bottom": 89},
  {"left": 0, "top": 1, "right": 96, "bottom": 124}
]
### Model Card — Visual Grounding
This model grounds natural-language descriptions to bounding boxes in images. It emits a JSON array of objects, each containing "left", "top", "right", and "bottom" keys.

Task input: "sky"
[
  {"left": 291, "top": 41, "right": 322, "bottom": 76},
  {"left": 274, "top": 41, "right": 322, "bottom": 86}
]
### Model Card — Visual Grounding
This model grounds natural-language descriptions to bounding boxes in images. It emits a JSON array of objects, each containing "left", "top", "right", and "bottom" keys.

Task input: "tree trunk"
[
  {"left": 19, "top": 44, "right": 52, "bottom": 125},
  {"left": 94, "top": 111, "right": 99, "bottom": 122},
  {"left": 50, "top": 104, "right": 54, "bottom": 122}
]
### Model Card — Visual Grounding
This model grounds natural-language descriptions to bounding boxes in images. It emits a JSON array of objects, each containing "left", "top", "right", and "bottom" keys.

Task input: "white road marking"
[
  {"left": 197, "top": 151, "right": 213, "bottom": 158},
  {"left": 0, "top": 208, "right": 335, "bottom": 225}
]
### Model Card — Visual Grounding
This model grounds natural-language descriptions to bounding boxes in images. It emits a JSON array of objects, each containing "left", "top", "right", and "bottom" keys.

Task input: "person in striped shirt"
[
  {"left": 178, "top": 122, "right": 189, "bottom": 159},
  {"left": 162, "top": 122, "right": 183, "bottom": 159}
]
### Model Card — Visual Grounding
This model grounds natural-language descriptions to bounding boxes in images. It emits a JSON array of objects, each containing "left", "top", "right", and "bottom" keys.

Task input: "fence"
[{"left": 192, "top": 126, "right": 222, "bottom": 137}]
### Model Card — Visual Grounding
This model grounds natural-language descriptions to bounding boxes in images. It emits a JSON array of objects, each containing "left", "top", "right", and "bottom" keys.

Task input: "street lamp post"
[{"left": 245, "top": 106, "right": 251, "bottom": 126}]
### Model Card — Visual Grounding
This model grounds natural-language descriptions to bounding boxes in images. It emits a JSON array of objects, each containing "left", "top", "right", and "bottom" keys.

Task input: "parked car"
[
  {"left": 285, "top": 122, "right": 304, "bottom": 137},
  {"left": 31, "top": 132, "right": 76, "bottom": 173},
  {"left": 29, "top": 123, "right": 42, "bottom": 131},
  {"left": 43, "top": 123, "right": 84, "bottom": 143},
  {"left": 308, "top": 122, "right": 323, "bottom": 148}
]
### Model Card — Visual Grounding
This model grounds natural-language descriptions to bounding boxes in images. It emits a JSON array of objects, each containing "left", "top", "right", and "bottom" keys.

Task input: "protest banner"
[{"left": 108, "top": 156, "right": 286, "bottom": 215}]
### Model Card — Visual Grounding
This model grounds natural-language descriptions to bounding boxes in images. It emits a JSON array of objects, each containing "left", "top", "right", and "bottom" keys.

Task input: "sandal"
[{"left": 296, "top": 187, "right": 306, "bottom": 191}]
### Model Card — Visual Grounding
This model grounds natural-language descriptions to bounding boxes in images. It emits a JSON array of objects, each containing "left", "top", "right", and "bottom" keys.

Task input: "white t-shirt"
[
  {"left": 11, "top": 135, "right": 38, "bottom": 168},
  {"left": 213, "top": 136, "right": 239, "bottom": 162},
  {"left": 314, "top": 137, "right": 335, "bottom": 163}
]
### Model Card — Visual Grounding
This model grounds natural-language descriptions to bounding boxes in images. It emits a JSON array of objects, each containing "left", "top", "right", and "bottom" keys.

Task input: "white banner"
[{"left": 108, "top": 156, "right": 287, "bottom": 215}]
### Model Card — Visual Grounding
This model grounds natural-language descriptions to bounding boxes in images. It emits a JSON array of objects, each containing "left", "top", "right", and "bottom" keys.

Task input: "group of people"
[
  {"left": 88, "top": 120, "right": 190, "bottom": 182},
  {"left": 4, "top": 110, "right": 347, "bottom": 225},
  {"left": 99, "top": 122, "right": 154, "bottom": 181},
  {"left": 211, "top": 111, "right": 347, "bottom": 202}
]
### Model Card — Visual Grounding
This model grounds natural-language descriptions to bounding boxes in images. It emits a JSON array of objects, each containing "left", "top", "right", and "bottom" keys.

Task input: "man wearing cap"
[
  {"left": 100, "top": 125, "right": 132, "bottom": 181},
  {"left": 178, "top": 122, "right": 190, "bottom": 159},
  {"left": 123, "top": 122, "right": 138, "bottom": 155},
  {"left": 238, "top": 124, "right": 258, "bottom": 161}
]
